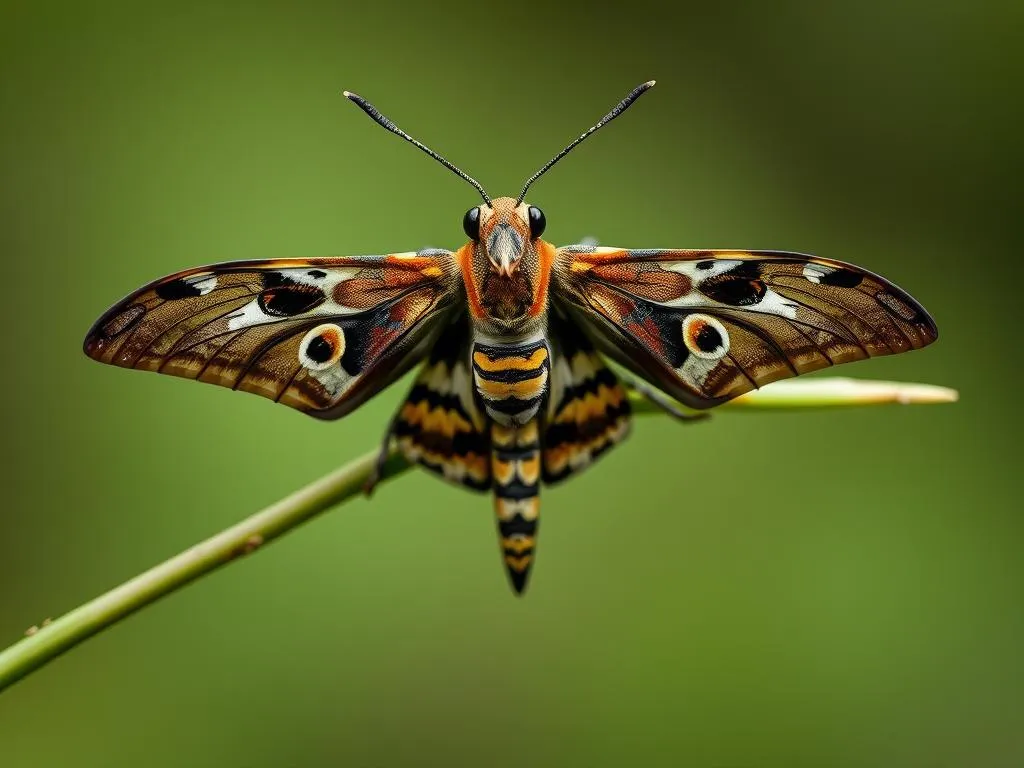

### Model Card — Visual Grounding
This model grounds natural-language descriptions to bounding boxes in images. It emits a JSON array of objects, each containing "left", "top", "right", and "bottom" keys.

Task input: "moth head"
[
  {"left": 463, "top": 197, "right": 546, "bottom": 277},
  {"left": 342, "top": 81, "right": 653, "bottom": 322}
]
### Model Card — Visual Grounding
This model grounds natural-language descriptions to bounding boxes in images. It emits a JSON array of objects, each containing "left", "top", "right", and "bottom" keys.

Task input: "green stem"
[
  {"left": 0, "top": 450, "right": 411, "bottom": 692},
  {"left": 0, "top": 378, "right": 956, "bottom": 693}
]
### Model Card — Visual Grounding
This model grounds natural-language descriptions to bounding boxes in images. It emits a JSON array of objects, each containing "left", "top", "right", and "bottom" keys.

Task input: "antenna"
[
  {"left": 343, "top": 90, "right": 493, "bottom": 207},
  {"left": 515, "top": 80, "right": 656, "bottom": 205}
]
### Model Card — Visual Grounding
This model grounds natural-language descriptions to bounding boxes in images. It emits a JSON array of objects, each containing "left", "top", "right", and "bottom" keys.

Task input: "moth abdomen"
[
  {"left": 491, "top": 421, "right": 542, "bottom": 595},
  {"left": 471, "top": 339, "right": 550, "bottom": 426}
]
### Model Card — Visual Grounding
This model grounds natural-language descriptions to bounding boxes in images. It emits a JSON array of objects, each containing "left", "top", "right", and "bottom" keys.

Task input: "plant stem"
[
  {"left": 0, "top": 450, "right": 410, "bottom": 692},
  {"left": 0, "top": 378, "right": 956, "bottom": 693}
]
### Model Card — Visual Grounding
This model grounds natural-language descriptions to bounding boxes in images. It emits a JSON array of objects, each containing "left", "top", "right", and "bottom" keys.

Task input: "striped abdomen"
[
  {"left": 491, "top": 420, "right": 541, "bottom": 594},
  {"left": 471, "top": 339, "right": 550, "bottom": 426}
]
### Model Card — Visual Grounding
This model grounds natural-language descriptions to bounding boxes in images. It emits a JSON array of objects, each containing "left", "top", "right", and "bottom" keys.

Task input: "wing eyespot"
[
  {"left": 682, "top": 314, "right": 730, "bottom": 360},
  {"left": 698, "top": 263, "right": 767, "bottom": 306},
  {"left": 299, "top": 323, "right": 346, "bottom": 371},
  {"left": 257, "top": 278, "right": 327, "bottom": 317}
]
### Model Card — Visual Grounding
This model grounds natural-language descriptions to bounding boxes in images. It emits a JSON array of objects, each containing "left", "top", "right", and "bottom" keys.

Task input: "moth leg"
[
  {"left": 622, "top": 376, "right": 710, "bottom": 423},
  {"left": 363, "top": 419, "right": 397, "bottom": 496}
]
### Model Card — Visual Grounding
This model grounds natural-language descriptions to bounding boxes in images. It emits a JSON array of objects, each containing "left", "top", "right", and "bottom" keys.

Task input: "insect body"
[{"left": 84, "top": 82, "right": 938, "bottom": 594}]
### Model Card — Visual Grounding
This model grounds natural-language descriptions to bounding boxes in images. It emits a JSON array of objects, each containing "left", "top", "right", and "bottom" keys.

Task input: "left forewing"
[
  {"left": 553, "top": 246, "right": 938, "bottom": 409},
  {"left": 84, "top": 250, "right": 460, "bottom": 419}
]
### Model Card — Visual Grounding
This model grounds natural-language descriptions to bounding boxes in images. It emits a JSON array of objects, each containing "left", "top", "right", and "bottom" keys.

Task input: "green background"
[{"left": 1, "top": 1, "right": 1021, "bottom": 765}]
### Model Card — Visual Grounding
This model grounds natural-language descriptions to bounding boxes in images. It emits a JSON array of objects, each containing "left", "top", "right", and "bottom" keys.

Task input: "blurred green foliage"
[{"left": 0, "top": 1, "right": 1020, "bottom": 766}]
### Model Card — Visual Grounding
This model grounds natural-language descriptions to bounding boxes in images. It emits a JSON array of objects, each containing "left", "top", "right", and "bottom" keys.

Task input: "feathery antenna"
[
  {"left": 343, "top": 90, "right": 493, "bottom": 206},
  {"left": 515, "top": 80, "right": 656, "bottom": 205}
]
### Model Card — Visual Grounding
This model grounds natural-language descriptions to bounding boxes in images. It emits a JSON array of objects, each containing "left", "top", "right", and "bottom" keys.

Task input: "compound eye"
[
  {"left": 463, "top": 206, "right": 481, "bottom": 241},
  {"left": 527, "top": 206, "right": 546, "bottom": 239}
]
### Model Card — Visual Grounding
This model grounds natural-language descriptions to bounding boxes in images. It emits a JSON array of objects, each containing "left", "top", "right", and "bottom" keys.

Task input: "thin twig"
[{"left": 0, "top": 378, "right": 956, "bottom": 693}]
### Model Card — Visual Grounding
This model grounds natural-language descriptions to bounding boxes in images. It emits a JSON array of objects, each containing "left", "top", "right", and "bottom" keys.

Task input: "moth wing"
[
  {"left": 392, "top": 313, "right": 491, "bottom": 490},
  {"left": 84, "top": 250, "right": 460, "bottom": 419},
  {"left": 542, "top": 308, "right": 631, "bottom": 484},
  {"left": 553, "top": 246, "right": 938, "bottom": 409}
]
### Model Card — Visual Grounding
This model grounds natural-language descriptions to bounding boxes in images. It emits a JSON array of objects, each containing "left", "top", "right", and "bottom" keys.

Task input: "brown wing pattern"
[
  {"left": 553, "top": 247, "right": 938, "bottom": 409},
  {"left": 84, "top": 251, "right": 460, "bottom": 418},
  {"left": 542, "top": 309, "right": 631, "bottom": 483},
  {"left": 391, "top": 313, "right": 491, "bottom": 490}
]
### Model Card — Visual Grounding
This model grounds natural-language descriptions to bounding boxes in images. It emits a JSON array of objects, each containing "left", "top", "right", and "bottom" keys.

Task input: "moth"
[{"left": 84, "top": 81, "right": 938, "bottom": 594}]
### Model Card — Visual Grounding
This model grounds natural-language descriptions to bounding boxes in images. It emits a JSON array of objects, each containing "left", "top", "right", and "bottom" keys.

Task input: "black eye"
[
  {"left": 463, "top": 207, "right": 480, "bottom": 241},
  {"left": 527, "top": 206, "right": 546, "bottom": 239}
]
